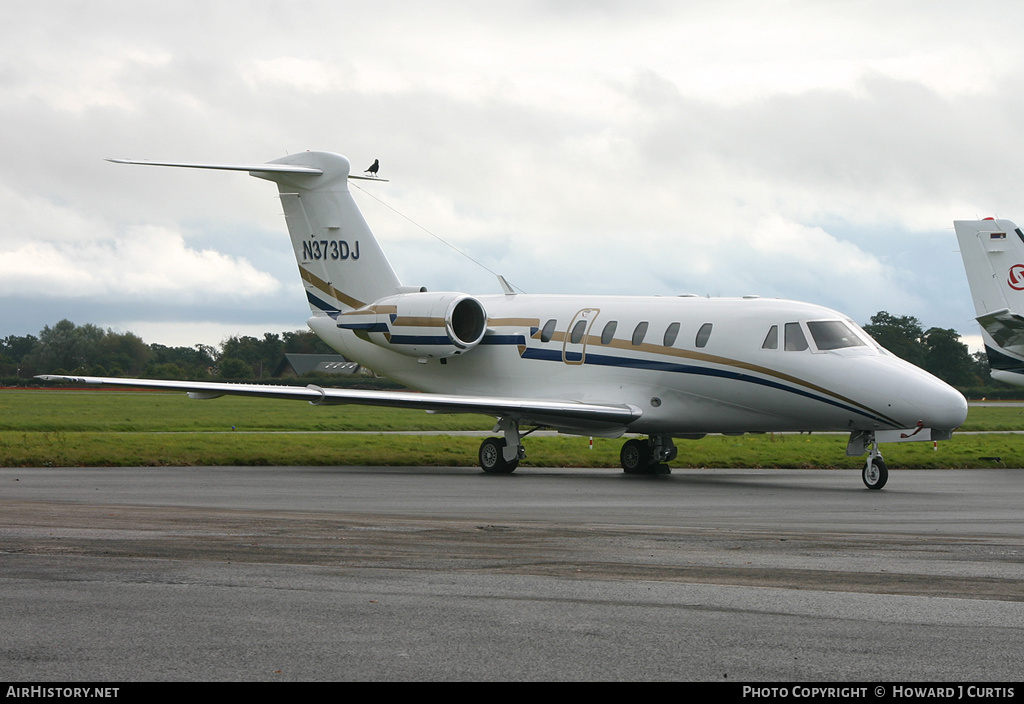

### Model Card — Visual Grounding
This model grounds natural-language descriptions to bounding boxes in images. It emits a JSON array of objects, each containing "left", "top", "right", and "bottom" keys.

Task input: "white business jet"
[
  {"left": 955, "top": 217, "right": 1024, "bottom": 386},
  {"left": 39, "top": 151, "right": 968, "bottom": 489}
]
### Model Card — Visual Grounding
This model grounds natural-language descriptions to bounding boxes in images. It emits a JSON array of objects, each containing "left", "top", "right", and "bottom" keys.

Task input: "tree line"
[
  {"left": 0, "top": 319, "right": 335, "bottom": 381},
  {"left": 0, "top": 312, "right": 994, "bottom": 388}
]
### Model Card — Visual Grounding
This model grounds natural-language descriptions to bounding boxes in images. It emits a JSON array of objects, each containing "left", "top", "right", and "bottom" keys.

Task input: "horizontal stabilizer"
[
  {"left": 976, "top": 307, "right": 1024, "bottom": 352},
  {"left": 107, "top": 158, "right": 389, "bottom": 181},
  {"left": 106, "top": 158, "right": 324, "bottom": 175}
]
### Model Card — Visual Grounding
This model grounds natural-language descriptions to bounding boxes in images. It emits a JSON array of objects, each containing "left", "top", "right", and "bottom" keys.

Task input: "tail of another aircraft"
[
  {"left": 110, "top": 151, "right": 403, "bottom": 314},
  {"left": 954, "top": 218, "right": 1024, "bottom": 385}
]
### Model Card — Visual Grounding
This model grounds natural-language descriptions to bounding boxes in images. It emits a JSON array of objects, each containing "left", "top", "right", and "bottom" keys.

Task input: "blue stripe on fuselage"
[
  {"left": 481, "top": 334, "right": 526, "bottom": 345},
  {"left": 519, "top": 347, "right": 896, "bottom": 427}
]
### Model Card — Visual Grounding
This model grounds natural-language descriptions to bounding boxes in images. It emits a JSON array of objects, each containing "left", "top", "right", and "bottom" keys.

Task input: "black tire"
[
  {"left": 620, "top": 438, "right": 651, "bottom": 474},
  {"left": 863, "top": 457, "right": 888, "bottom": 490},
  {"left": 479, "top": 437, "right": 518, "bottom": 474}
]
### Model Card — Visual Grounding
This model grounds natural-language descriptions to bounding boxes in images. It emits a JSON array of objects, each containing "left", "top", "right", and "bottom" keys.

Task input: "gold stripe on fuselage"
[
  {"left": 489, "top": 317, "right": 541, "bottom": 328},
  {"left": 391, "top": 316, "right": 445, "bottom": 328}
]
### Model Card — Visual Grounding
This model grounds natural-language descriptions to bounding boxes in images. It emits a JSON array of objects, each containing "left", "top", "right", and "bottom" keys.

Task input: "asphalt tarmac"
[{"left": 1, "top": 465, "right": 1022, "bottom": 682}]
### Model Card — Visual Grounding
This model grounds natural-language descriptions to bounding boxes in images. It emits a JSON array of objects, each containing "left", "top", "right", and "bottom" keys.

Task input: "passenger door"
[{"left": 562, "top": 308, "right": 600, "bottom": 364}]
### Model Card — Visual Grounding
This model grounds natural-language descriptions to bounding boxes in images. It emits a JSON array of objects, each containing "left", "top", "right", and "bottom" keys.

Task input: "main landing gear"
[
  {"left": 478, "top": 436, "right": 518, "bottom": 473},
  {"left": 620, "top": 435, "right": 676, "bottom": 475},
  {"left": 477, "top": 422, "right": 679, "bottom": 476},
  {"left": 478, "top": 418, "right": 528, "bottom": 474}
]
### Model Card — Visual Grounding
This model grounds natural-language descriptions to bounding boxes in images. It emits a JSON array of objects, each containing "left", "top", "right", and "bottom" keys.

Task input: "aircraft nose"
[{"left": 900, "top": 373, "right": 968, "bottom": 432}]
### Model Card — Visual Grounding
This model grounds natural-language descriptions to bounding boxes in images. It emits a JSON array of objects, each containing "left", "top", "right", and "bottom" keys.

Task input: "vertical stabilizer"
[
  {"left": 254, "top": 152, "right": 402, "bottom": 313},
  {"left": 954, "top": 218, "right": 1024, "bottom": 383},
  {"left": 953, "top": 219, "right": 1024, "bottom": 317}
]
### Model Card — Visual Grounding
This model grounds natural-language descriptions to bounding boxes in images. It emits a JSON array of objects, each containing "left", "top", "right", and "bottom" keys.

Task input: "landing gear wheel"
[
  {"left": 863, "top": 456, "right": 888, "bottom": 490},
  {"left": 479, "top": 437, "right": 518, "bottom": 474},
  {"left": 620, "top": 438, "right": 651, "bottom": 474}
]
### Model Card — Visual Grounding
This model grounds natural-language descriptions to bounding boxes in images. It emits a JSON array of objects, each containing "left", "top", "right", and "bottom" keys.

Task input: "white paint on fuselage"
[{"left": 310, "top": 293, "right": 967, "bottom": 437}]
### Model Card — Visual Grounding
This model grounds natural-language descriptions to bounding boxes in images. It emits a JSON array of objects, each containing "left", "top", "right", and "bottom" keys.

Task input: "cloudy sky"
[{"left": 3, "top": 1, "right": 1023, "bottom": 351}]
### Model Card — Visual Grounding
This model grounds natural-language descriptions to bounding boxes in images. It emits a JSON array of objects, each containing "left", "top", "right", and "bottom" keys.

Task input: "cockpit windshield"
[{"left": 806, "top": 320, "right": 867, "bottom": 351}]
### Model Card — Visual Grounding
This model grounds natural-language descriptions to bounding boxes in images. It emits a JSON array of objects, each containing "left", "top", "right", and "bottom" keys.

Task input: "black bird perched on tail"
[{"left": 365, "top": 159, "right": 379, "bottom": 177}]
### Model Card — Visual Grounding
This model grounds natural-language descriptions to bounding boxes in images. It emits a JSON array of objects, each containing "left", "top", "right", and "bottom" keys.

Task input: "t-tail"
[
  {"left": 954, "top": 217, "right": 1024, "bottom": 385},
  {"left": 111, "top": 152, "right": 490, "bottom": 363},
  {"left": 108, "top": 151, "right": 403, "bottom": 314}
]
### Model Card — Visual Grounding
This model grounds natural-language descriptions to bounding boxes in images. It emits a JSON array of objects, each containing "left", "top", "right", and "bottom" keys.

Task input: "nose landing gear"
[{"left": 862, "top": 441, "right": 888, "bottom": 490}]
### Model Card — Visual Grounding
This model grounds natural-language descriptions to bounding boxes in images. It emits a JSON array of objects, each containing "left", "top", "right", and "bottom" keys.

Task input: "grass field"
[{"left": 2, "top": 388, "right": 1023, "bottom": 469}]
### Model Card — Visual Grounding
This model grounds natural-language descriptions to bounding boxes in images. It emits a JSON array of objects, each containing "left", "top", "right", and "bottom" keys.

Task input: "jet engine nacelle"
[{"left": 337, "top": 292, "right": 488, "bottom": 358}]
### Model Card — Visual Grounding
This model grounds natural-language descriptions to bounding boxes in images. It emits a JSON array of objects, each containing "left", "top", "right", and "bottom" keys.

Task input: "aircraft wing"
[
  {"left": 976, "top": 307, "right": 1024, "bottom": 352},
  {"left": 35, "top": 375, "right": 642, "bottom": 434}
]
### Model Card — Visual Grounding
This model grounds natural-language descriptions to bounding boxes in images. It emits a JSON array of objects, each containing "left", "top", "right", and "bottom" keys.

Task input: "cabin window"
[
  {"left": 601, "top": 321, "right": 617, "bottom": 345},
  {"left": 540, "top": 319, "right": 557, "bottom": 343},
  {"left": 807, "top": 321, "right": 866, "bottom": 350},
  {"left": 762, "top": 325, "right": 778, "bottom": 350},
  {"left": 785, "top": 322, "right": 808, "bottom": 351},
  {"left": 663, "top": 322, "right": 680, "bottom": 347},
  {"left": 695, "top": 323, "right": 713, "bottom": 348},
  {"left": 631, "top": 321, "right": 649, "bottom": 346},
  {"left": 570, "top": 319, "right": 587, "bottom": 344}
]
